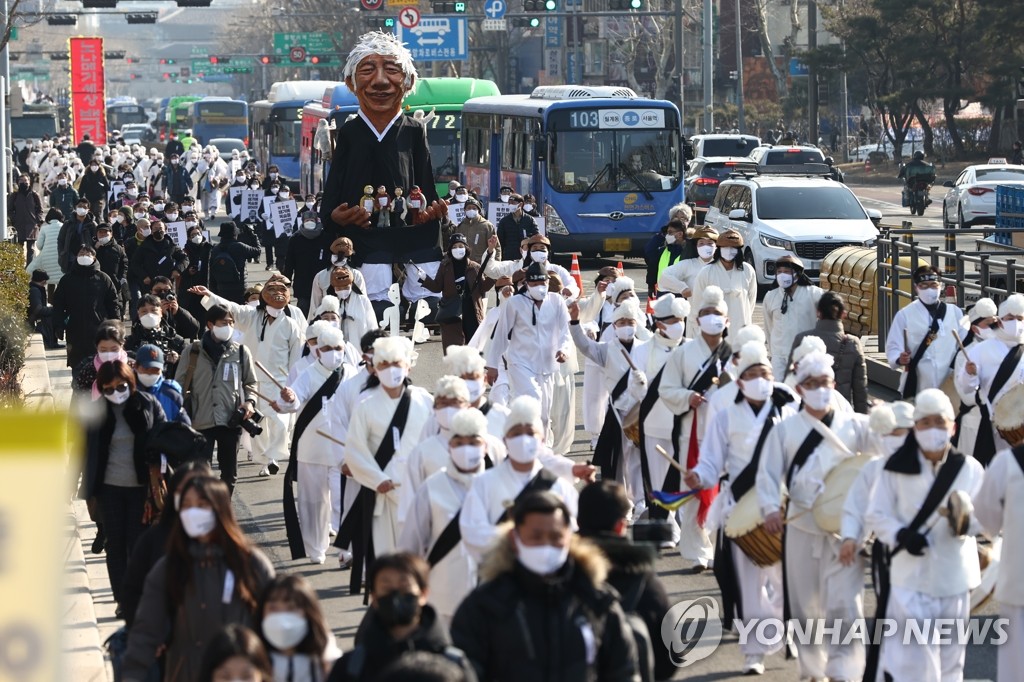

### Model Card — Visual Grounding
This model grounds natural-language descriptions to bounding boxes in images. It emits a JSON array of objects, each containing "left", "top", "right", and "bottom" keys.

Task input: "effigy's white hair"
[{"left": 344, "top": 31, "right": 418, "bottom": 91}]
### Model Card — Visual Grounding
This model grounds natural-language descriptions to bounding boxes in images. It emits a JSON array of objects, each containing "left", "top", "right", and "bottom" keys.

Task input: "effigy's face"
[{"left": 352, "top": 54, "right": 407, "bottom": 119}]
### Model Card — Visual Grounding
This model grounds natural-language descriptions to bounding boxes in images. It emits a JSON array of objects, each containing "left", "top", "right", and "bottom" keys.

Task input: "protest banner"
[
  {"left": 270, "top": 199, "right": 298, "bottom": 238},
  {"left": 164, "top": 220, "right": 187, "bottom": 248}
]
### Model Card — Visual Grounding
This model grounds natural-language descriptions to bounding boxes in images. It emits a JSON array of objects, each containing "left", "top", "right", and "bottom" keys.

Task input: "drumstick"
[
  {"left": 620, "top": 348, "right": 638, "bottom": 371},
  {"left": 254, "top": 360, "right": 286, "bottom": 391},
  {"left": 316, "top": 430, "right": 346, "bottom": 448},
  {"left": 782, "top": 493, "right": 846, "bottom": 525},
  {"left": 251, "top": 389, "right": 275, "bottom": 404},
  {"left": 951, "top": 327, "right": 967, "bottom": 355},
  {"left": 902, "top": 329, "right": 910, "bottom": 371},
  {"left": 655, "top": 444, "right": 687, "bottom": 474}
]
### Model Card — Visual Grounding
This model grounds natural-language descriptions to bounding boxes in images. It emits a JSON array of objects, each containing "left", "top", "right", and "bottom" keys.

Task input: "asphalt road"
[{"left": 219, "top": 186, "right": 999, "bottom": 681}]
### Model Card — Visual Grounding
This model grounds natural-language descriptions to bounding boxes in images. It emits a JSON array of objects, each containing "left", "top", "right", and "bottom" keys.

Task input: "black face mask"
[{"left": 375, "top": 591, "right": 420, "bottom": 629}]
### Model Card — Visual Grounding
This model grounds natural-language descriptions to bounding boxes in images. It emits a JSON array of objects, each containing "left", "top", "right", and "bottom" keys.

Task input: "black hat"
[
  {"left": 525, "top": 261, "right": 549, "bottom": 283},
  {"left": 219, "top": 221, "right": 239, "bottom": 240},
  {"left": 449, "top": 232, "right": 467, "bottom": 246},
  {"left": 31, "top": 269, "right": 48, "bottom": 283},
  {"left": 463, "top": 197, "right": 481, "bottom": 210}
]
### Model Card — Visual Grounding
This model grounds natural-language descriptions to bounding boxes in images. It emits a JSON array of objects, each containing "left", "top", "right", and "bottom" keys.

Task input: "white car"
[
  {"left": 941, "top": 163, "right": 1024, "bottom": 229},
  {"left": 704, "top": 174, "right": 881, "bottom": 286}
]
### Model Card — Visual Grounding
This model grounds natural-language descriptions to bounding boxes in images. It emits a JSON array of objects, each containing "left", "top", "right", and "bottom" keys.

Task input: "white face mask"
[
  {"left": 435, "top": 405, "right": 461, "bottom": 430},
  {"left": 191, "top": 235, "right": 203, "bottom": 245},
  {"left": 378, "top": 365, "right": 408, "bottom": 389},
  {"left": 464, "top": 209, "right": 478, "bottom": 220},
  {"left": 179, "top": 507, "right": 217, "bottom": 538},
  {"left": 720, "top": 246, "right": 739, "bottom": 261},
  {"left": 264, "top": 305, "right": 283, "bottom": 319},
  {"left": 76, "top": 208, "right": 88, "bottom": 217},
  {"left": 530, "top": 250, "right": 548, "bottom": 263},
  {"left": 58, "top": 179, "right": 68, "bottom": 186},
  {"left": 523, "top": 203, "right": 534, "bottom": 212},
  {"left": 450, "top": 247, "right": 467, "bottom": 260},
  {"left": 140, "top": 227, "right": 152, "bottom": 237},
  {"left": 917, "top": 286, "right": 940, "bottom": 305},
  {"left": 464, "top": 379, "right": 483, "bottom": 403},
  {"left": 659, "top": 321, "right": 684, "bottom": 341},
  {"left": 883, "top": 434, "right": 907, "bottom": 455},
  {"left": 698, "top": 314, "right": 726, "bottom": 335},
  {"left": 514, "top": 533, "right": 569, "bottom": 576},
  {"left": 740, "top": 376, "right": 773, "bottom": 402},
  {"left": 139, "top": 312, "right": 161, "bottom": 330},
  {"left": 90, "top": 165, "right": 99, "bottom": 172},
  {"left": 127, "top": 189, "right": 139, "bottom": 198},
  {"left": 112, "top": 214, "right": 123, "bottom": 223},
  {"left": 104, "top": 385, "right": 131, "bottom": 405},
  {"left": 246, "top": 300, "right": 260, "bottom": 308},
  {"left": 527, "top": 284, "right": 547, "bottom": 301},
  {"left": 303, "top": 221, "right": 318, "bottom": 231},
  {"left": 154, "top": 203, "right": 165, "bottom": 212},
  {"left": 262, "top": 612, "right": 309, "bottom": 651},
  {"left": 455, "top": 193, "right": 468, "bottom": 202},
  {"left": 98, "top": 350, "right": 122, "bottom": 363},
  {"left": 500, "top": 194, "right": 510, "bottom": 203},
  {"left": 776, "top": 272, "right": 794, "bottom": 289},
  {"left": 77, "top": 255, "right": 95, "bottom": 266},
  {"left": 1000, "top": 319, "right": 1024, "bottom": 342},
  {"left": 318, "top": 349, "right": 344, "bottom": 371},
  {"left": 697, "top": 244, "right": 716, "bottom": 260},
  {"left": 450, "top": 440, "right": 485, "bottom": 466},
  {"left": 212, "top": 324, "right": 234, "bottom": 342},
  {"left": 165, "top": 213, "right": 179, "bottom": 221},
  {"left": 137, "top": 373, "right": 161, "bottom": 388},
  {"left": 305, "top": 201, "right": 316, "bottom": 209},
  {"left": 97, "top": 235, "right": 112, "bottom": 246},
  {"left": 337, "top": 288, "right": 353, "bottom": 300},
  {"left": 614, "top": 325, "right": 636, "bottom": 342},
  {"left": 915, "top": 427, "right": 951, "bottom": 452},
  {"left": 269, "top": 173, "right": 279, "bottom": 180},
  {"left": 801, "top": 386, "right": 833, "bottom": 411},
  {"left": 506, "top": 434, "right": 539, "bottom": 463},
  {"left": 664, "top": 234, "right": 676, "bottom": 245}
]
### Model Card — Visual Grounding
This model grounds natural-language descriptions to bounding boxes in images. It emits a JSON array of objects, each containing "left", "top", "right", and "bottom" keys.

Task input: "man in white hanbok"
[
  {"left": 865, "top": 389, "right": 984, "bottom": 682},
  {"left": 576, "top": 266, "right": 623, "bottom": 443},
  {"left": 950, "top": 298, "right": 999, "bottom": 459},
  {"left": 657, "top": 226, "right": 718, "bottom": 338},
  {"left": 308, "top": 237, "right": 367, "bottom": 318},
  {"left": 758, "top": 351, "right": 878, "bottom": 682},
  {"left": 762, "top": 255, "right": 823, "bottom": 379},
  {"left": 399, "top": 408, "right": 492, "bottom": 626}
]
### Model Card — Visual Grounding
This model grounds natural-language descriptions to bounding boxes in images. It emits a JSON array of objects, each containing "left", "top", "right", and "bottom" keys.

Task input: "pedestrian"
[
  {"left": 645, "top": 219, "right": 687, "bottom": 300},
  {"left": 128, "top": 219, "right": 189, "bottom": 296},
  {"left": 577, "top": 480, "right": 673, "bottom": 681},
  {"left": 76, "top": 133, "right": 96, "bottom": 163},
  {"left": 165, "top": 131, "right": 184, "bottom": 159},
  {"left": 256, "top": 575, "right": 342, "bottom": 682},
  {"left": 73, "top": 322, "right": 129, "bottom": 396},
  {"left": 690, "top": 229, "right": 757, "bottom": 336},
  {"left": 315, "top": 268, "right": 378, "bottom": 348},
  {"left": 657, "top": 224, "right": 718, "bottom": 303},
  {"left": 83, "top": 360, "right": 166, "bottom": 614},
  {"left": 26, "top": 209, "right": 64, "bottom": 290},
  {"left": 8, "top": 173, "right": 43, "bottom": 266},
  {"left": 79, "top": 158, "right": 110, "bottom": 218},
  {"left": 134, "top": 344, "right": 189, "bottom": 423},
  {"left": 53, "top": 244, "right": 120, "bottom": 368},
  {"left": 950, "top": 298, "right": 999, "bottom": 456},
  {"left": 148, "top": 276, "right": 201, "bottom": 340},
  {"left": 57, "top": 198, "right": 98, "bottom": 274},
  {"left": 27, "top": 269, "right": 63, "bottom": 349},
  {"left": 762, "top": 254, "right": 822, "bottom": 379},
  {"left": 308, "top": 237, "right": 367, "bottom": 318},
  {"left": 419, "top": 233, "right": 495, "bottom": 352},
  {"left": 482, "top": 234, "right": 579, "bottom": 297},
  {"left": 282, "top": 211, "right": 333, "bottom": 316},
  {"left": 50, "top": 171, "right": 79, "bottom": 218},
  {"left": 338, "top": 336, "right": 434, "bottom": 595},
  {"left": 163, "top": 153, "right": 194, "bottom": 204},
  {"left": 94, "top": 223, "right": 129, "bottom": 315},
  {"left": 789, "top": 292, "right": 869, "bottom": 413},
  {"left": 495, "top": 194, "right": 537, "bottom": 260},
  {"left": 122, "top": 476, "right": 276, "bottom": 682},
  {"left": 174, "top": 304, "right": 258, "bottom": 494},
  {"left": 451, "top": 491, "right": 639, "bottom": 682},
  {"left": 455, "top": 197, "right": 497, "bottom": 263},
  {"left": 1013, "top": 140, "right": 1024, "bottom": 166},
  {"left": 329, "top": 552, "right": 474, "bottom": 682},
  {"left": 210, "top": 222, "right": 262, "bottom": 304},
  {"left": 198, "top": 625, "right": 274, "bottom": 682},
  {"left": 125, "top": 294, "right": 186, "bottom": 372}
]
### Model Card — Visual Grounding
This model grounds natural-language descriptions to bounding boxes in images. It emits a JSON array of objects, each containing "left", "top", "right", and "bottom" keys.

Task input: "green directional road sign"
[{"left": 272, "top": 32, "right": 342, "bottom": 55}]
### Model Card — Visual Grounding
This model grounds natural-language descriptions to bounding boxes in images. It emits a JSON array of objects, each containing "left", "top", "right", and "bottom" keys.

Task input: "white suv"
[{"left": 703, "top": 174, "right": 882, "bottom": 285}]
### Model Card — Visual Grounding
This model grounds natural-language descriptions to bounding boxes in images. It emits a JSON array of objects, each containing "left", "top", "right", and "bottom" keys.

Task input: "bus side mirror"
[{"left": 534, "top": 138, "right": 546, "bottom": 162}]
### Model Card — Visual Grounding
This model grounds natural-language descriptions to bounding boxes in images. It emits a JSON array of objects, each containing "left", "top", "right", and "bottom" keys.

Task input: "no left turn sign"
[{"left": 398, "top": 6, "right": 421, "bottom": 28}]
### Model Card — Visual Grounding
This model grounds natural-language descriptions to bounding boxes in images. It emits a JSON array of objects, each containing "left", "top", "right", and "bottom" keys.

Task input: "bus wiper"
[
  {"left": 580, "top": 162, "right": 612, "bottom": 202},
  {"left": 618, "top": 163, "right": 654, "bottom": 200}
]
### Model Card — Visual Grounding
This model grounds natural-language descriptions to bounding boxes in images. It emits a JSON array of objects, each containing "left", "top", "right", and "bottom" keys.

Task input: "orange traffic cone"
[
  {"left": 569, "top": 253, "right": 584, "bottom": 293},
  {"left": 647, "top": 286, "right": 657, "bottom": 315},
  {"left": 617, "top": 261, "right": 623, "bottom": 271}
]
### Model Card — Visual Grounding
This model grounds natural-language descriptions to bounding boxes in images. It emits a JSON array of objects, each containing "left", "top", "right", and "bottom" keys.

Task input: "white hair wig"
[
  {"left": 734, "top": 341, "right": 771, "bottom": 378},
  {"left": 444, "top": 345, "right": 486, "bottom": 377},
  {"left": 868, "top": 403, "right": 897, "bottom": 435},
  {"left": 317, "top": 326, "right": 345, "bottom": 349},
  {"left": 733, "top": 324, "right": 767, "bottom": 350},
  {"left": 1000, "top": 293, "right": 1024, "bottom": 318},
  {"left": 344, "top": 31, "right": 418, "bottom": 91},
  {"left": 451, "top": 407, "right": 488, "bottom": 438},
  {"left": 434, "top": 375, "right": 470, "bottom": 402},
  {"left": 305, "top": 320, "right": 330, "bottom": 342},
  {"left": 315, "top": 295, "right": 340, "bottom": 317},
  {"left": 794, "top": 350, "right": 835, "bottom": 384},
  {"left": 505, "top": 395, "right": 542, "bottom": 434},
  {"left": 373, "top": 335, "right": 415, "bottom": 365},
  {"left": 914, "top": 388, "right": 955, "bottom": 422}
]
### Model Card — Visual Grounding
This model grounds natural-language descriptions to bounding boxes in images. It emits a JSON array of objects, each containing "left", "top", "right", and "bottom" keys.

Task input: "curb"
[{"left": 21, "top": 335, "right": 55, "bottom": 412}]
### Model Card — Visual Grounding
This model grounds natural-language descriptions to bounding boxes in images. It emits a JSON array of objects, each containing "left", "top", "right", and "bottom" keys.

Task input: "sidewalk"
[{"left": 23, "top": 335, "right": 116, "bottom": 681}]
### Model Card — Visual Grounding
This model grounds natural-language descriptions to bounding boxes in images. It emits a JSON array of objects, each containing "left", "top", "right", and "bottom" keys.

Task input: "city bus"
[
  {"left": 251, "top": 80, "right": 340, "bottom": 190},
  {"left": 461, "top": 86, "right": 684, "bottom": 257},
  {"left": 167, "top": 95, "right": 201, "bottom": 135},
  {"left": 190, "top": 97, "right": 249, "bottom": 145},
  {"left": 106, "top": 102, "right": 148, "bottom": 132},
  {"left": 10, "top": 103, "right": 60, "bottom": 148},
  {"left": 298, "top": 84, "right": 359, "bottom": 196}
]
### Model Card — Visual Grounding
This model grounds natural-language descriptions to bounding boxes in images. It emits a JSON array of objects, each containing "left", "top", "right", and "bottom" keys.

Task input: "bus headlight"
[{"left": 544, "top": 203, "right": 568, "bottom": 235}]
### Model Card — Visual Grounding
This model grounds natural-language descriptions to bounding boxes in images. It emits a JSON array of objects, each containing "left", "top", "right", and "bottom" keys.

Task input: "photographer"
[
  {"left": 150, "top": 276, "right": 200, "bottom": 340},
  {"left": 174, "top": 304, "right": 258, "bottom": 495}
]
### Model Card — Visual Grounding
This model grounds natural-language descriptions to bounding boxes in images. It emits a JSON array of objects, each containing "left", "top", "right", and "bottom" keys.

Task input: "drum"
[
  {"left": 971, "top": 537, "right": 1001, "bottom": 615},
  {"left": 724, "top": 490, "right": 783, "bottom": 567},
  {"left": 813, "top": 455, "right": 873, "bottom": 534},
  {"left": 622, "top": 403, "right": 641, "bottom": 445},
  {"left": 993, "top": 383, "right": 1024, "bottom": 447}
]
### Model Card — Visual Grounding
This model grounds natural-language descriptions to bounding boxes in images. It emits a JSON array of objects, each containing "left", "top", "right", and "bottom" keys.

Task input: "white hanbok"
[
  {"left": 690, "top": 261, "right": 757, "bottom": 336},
  {"left": 658, "top": 256, "right": 713, "bottom": 338},
  {"left": 885, "top": 298, "right": 966, "bottom": 395},
  {"left": 763, "top": 284, "right": 823, "bottom": 378},
  {"left": 307, "top": 266, "right": 367, "bottom": 321},
  {"left": 955, "top": 337, "right": 1024, "bottom": 458}
]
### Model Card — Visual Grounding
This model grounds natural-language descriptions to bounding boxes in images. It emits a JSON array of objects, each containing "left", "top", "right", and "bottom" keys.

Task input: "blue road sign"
[
  {"left": 545, "top": 16, "right": 560, "bottom": 48},
  {"left": 484, "top": 0, "right": 506, "bottom": 19},
  {"left": 789, "top": 57, "right": 809, "bottom": 77},
  {"left": 397, "top": 17, "right": 468, "bottom": 62}
]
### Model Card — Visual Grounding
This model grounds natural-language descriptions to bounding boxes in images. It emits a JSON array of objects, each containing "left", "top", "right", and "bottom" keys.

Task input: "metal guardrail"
[{"left": 875, "top": 224, "right": 1024, "bottom": 347}]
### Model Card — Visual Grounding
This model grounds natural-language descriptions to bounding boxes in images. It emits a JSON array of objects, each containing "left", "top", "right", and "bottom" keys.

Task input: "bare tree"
[
  {"left": 602, "top": 0, "right": 699, "bottom": 99},
  {"left": 750, "top": 0, "right": 802, "bottom": 101}
]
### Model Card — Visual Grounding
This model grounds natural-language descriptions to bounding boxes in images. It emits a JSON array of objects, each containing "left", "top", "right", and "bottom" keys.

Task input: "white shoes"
[
  {"left": 742, "top": 654, "right": 765, "bottom": 676},
  {"left": 309, "top": 555, "right": 326, "bottom": 565},
  {"left": 338, "top": 550, "right": 353, "bottom": 570}
]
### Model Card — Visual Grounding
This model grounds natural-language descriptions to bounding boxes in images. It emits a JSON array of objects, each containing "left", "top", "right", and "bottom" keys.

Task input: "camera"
[
  {"left": 159, "top": 291, "right": 176, "bottom": 302},
  {"left": 229, "top": 404, "right": 264, "bottom": 437},
  {"left": 631, "top": 520, "right": 674, "bottom": 545}
]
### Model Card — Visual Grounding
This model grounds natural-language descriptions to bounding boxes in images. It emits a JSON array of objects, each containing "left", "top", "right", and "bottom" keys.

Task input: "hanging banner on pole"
[{"left": 69, "top": 37, "right": 107, "bottom": 144}]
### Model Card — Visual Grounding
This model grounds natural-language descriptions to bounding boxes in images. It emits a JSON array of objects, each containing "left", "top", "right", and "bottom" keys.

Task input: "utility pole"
[
  {"left": 702, "top": 0, "right": 713, "bottom": 131},
  {"left": 839, "top": 0, "right": 849, "bottom": 161},
  {"left": 807, "top": 0, "right": 818, "bottom": 147},
  {"left": 734, "top": 0, "right": 744, "bottom": 132},
  {"left": 675, "top": 0, "right": 684, "bottom": 132}
]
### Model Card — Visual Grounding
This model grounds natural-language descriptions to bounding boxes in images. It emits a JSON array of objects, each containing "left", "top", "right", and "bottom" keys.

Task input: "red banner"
[{"left": 69, "top": 37, "right": 106, "bottom": 145}]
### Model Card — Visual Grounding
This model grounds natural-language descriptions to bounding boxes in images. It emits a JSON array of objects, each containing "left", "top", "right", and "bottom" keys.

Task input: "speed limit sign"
[{"left": 289, "top": 46, "right": 306, "bottom": 63}]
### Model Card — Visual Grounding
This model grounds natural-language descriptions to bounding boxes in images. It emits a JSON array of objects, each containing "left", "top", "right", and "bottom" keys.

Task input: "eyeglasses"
[{"left": 101, "top": 382, "right": 129, "bottom": 396}]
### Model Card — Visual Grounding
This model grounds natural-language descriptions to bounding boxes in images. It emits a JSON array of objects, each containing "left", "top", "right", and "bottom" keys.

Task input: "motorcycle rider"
[
  {"left": 897, "top": 150, "right": 935, "bottom": 208},
  {"left": 824, "top": 156, "right": 845, "bottom": 184}
]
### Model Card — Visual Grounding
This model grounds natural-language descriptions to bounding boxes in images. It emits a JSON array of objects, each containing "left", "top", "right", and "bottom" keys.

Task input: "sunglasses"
[{"left": 101, "top": 382, "right": 129, "bottom": 396}]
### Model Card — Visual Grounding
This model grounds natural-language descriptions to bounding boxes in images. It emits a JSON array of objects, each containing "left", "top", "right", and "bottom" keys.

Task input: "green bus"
[
  {"left": 168, "top": 95, "right": 201, "bottom": 135},
  {"left": 399, "top": 78, "right": 500, "bottom": 197}
]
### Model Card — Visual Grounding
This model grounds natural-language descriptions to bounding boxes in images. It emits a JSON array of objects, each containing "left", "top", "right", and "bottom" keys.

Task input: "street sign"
[
  {"left": 396, "top": 17, "right": 468, "bottom": 62},
  {"left": 361, "top": 0, "right": 384, "bottom": 9},
  {"left": 272, "top": 32, "right": 339, "bottom": 55},
  {"left": 399, "top": 6, "right": 421, "bottom": 28},
  {"left": 290, "top": 46, "right": 307, "bottom": 63},
  {"left": 789, "top": 58, "right": 809, "bottom": 77},
  {"left": 387, "top": 0, "right": 420, "bottom": 6},
  {"left": 484, "top": 0, "right": 506, "bottom": 18},
  {"left": 482, "top": 18, "right": 507, "bottom": 30},
  {"left": 545, "top": 17, "right": 560, "bottom": 47}
]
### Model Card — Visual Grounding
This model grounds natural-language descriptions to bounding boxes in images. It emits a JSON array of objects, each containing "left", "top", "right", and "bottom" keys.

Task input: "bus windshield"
[
  {"left": 197, "top": 101, "right": 247, "bottom": 123},
  {"left": 271, "top": 120, "right": 302, "bottom": 158},
  {"left": 548, "top": 127, "right": 680, "bottom": 193}
]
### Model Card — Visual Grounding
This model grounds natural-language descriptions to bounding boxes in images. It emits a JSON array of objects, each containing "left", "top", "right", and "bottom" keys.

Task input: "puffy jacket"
[
  {"left": 451, "top": 533, "right": 639, "bottom": 682},
  {"left": 26, "top": 220, "right": 64, "bottom": 284},
  {"left": 78, "top": 168, "right": 109, "bottom": 202},
  {"left": 128, "top": 235, "right": 189, "bottom": 285},
  {"left": 95, "top": 240, "right": 128, "bottom": 285},
  {"left": 790, "top": 319, "right": 869, "bottom": 413},
  {"left": 8, "top": 188, "right": 42, "bottom": 240},
  {"left": 174, "top": 334, "right": 257, "bottom": 430},
  {"left": 50, "top": 184, "right": 80, "bottom": 219},
  {"left": 57, "top": 215, "right": 98, "bottom": 273},
  {"left": 52, "top": 260, "right": 120, "bottom": 368},
  {"left": 496, "top": 211, "right": 538, "bottom": 261},
  {"left": 83, "top": 389, "right": 166, "bottom": 499}
]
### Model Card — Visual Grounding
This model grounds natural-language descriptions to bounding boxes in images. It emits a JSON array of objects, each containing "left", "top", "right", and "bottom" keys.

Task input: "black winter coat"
[
  {"left": 180, "top": 241, "right": 212, "bottom": 289},
  {"left": 79, "top": 168, "right": 109, "bottom": 202},
  {"left": 496, "top": 211, "right": 538, "bottom": 260},
  {"left": 209, "top": 239, "right": 261, "bottom": 303},
  {"left": 128, "top": 236, "right": 189, "bottom": 286},
  {"left": 120, "top": 519, "right": 171, "bottom": 629},
  {"left": 53, "top": 260, "right": 120, "bottom": 368},
  {"left": 283, "top": 231, "right": 334, "bottom": 299},
  {"left": 96, "top": 241, "right": 128, "bottom": 286},
  {"left": 57, "top": 215, "right": 98, "bottom": 273},
  {"left": 83, "top": 389, "right": 166, "bottom": 498}
]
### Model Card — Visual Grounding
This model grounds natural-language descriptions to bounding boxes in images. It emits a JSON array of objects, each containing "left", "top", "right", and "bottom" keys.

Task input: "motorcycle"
[{"left": 902, "top": 174, "right": 935, "bottom": 216}]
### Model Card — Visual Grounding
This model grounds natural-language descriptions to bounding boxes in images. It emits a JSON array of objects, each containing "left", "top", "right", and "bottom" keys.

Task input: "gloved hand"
[
  {"left": 631, "top": 369, "right": 647, "bottom": 387},
  {"left": 896, "top": 527, "right": 928, "bottom": 556}
]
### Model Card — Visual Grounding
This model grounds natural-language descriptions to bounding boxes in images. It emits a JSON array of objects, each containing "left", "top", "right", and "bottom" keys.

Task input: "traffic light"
[
  {"left": 46, "top": 14, "right": 77, "bottom": 25},
  {"left": 210, "top": 56, "right": 230, "bottom": 64},
  {"left": 129, "top": 73, "right": 138, "bottom": 80},
  {"left": 162, "top": 72, "right": 172, "bottom": 79},
  {"left": 83, "top": 0, "right": 117, "bottom": 7},
  {"left": 523, "top": 0, "right": 542, "bottom": 9},
  {"left": 512, "top": 17, "right": 540, "bottom": 27},
  {"left": 454, "top": 1, "right": 466, "bottom": 11},
  {"left": 159, "top": 58, "right": 177, "bottom": 65},
  {"left": 258, "top": 55, "right": 281, "bottom": 65},
  {"left": 104, "top": 50, "right": 125, "bottom": 59},
  {"left": 364, "top": 16, "right": 395, "bottom": 29},
  {"left": 310, "top": 55, "right": 320, "bottom": 64},
  {"left": 544, "top": 0, "right": 556, "bottom": 9},
  {"left": 175, "top": 0, "right": 212, "bottom": 5},
  {"left": 126, "top": 12, "right": 157, "bottom": 23},
  {"left": 50, "top": 52, "right": 69, "bottom": 60},
  {"left": 629, "top": 0, "right": 641, "bottom": 7}
]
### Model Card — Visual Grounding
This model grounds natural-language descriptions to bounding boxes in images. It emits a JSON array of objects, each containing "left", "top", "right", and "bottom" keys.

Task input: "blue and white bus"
[
  {"left": 299, "top": 84, "right": 360, "bottom": 196},
  {"left": 191, "top": 97, "right": 249, "bottom": 146},
  {"left": 462, "top": 86, "right": 684, "bottom": 256}
]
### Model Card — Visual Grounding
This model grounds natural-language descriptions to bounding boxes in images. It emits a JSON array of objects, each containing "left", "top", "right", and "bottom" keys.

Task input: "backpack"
[
  {"left": 211, "top": 245, "right": 242, "bottom": 287},
  {"left": 621, "top": 576, "right": 656, "bottom": 682}
]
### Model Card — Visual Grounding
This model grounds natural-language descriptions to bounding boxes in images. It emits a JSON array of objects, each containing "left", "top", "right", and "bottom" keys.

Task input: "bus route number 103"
[{"left": 569, "top": 110, "right": 599, "bottom": 129}]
